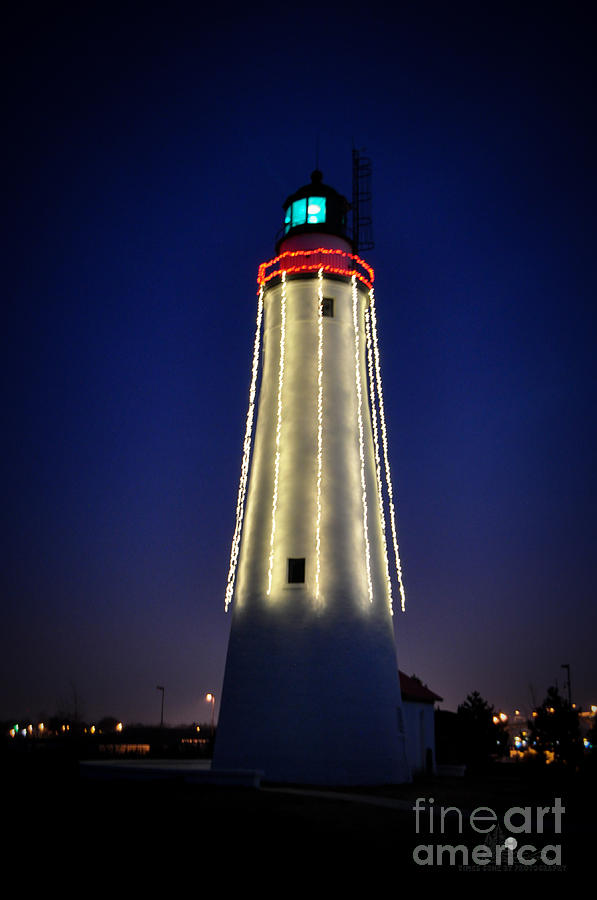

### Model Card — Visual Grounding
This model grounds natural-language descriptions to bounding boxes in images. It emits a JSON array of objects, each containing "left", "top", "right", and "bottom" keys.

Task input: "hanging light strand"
[
  {"left": 267, "top": 272, "right": 287, "bottom": 596},
  {"left": 369, "top": 287, "right": 406, "bottom": 611},
  {"left": 365, "top": 307, "right": 394, "bottom": 615},
  {"left": 315, "top": 268, "right": 324, "bottom": 600},
  {"left": 352, "top": 276, "right": 373, "bottom": 603},
  {"left": 225, "top": 287, "right": 264, "bottom": 611}
]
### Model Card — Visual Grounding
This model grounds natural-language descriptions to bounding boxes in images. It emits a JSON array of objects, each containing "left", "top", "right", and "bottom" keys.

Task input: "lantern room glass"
[{"left": 284, "top": 196, "right": 327, "bottom": 233}]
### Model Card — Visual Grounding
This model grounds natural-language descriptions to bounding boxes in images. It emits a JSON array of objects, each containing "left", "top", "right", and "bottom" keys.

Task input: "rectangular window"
[
  {"left": 288, "top": 558, "right": 305, "bottom": 583},
  {"left": 322, "top": 296, "right": 334, "bottom": 317}
]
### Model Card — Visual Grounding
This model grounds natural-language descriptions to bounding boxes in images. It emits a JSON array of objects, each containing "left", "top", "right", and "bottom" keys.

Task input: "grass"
[{"left": 3, "top": 750, "right": 594, "bottom": 875}]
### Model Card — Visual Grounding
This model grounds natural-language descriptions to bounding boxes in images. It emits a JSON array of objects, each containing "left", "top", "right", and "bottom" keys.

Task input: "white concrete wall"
[
  {"left": 214, "top": 268, "right": 410, "bottom": 785},
  {"left": 402, "top": 701, "right": 437, "bottom": 775},
  {"left": 235, "top": 275, "right": 390, "bottom": 610}
]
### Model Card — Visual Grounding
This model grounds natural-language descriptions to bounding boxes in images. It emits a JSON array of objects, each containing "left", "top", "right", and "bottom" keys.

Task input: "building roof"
[{"left": 399, "top": 671, "right": 443, "bottom": 704}]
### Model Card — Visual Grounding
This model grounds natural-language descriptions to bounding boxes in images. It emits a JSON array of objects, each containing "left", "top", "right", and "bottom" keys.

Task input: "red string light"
[{"left": 257, "top": 248, "right": 374, "bottom": 292}]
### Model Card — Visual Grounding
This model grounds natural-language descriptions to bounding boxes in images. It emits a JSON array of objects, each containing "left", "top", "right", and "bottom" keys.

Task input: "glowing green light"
[
  {"left": 284, "top": 196, "right": 327, "bottom": 233},
  {"left": 307, "top": 196, "right": 325, "bottom": 224},
  {"left": 291, "top": 198, "right": 306, "bottom": 227}
]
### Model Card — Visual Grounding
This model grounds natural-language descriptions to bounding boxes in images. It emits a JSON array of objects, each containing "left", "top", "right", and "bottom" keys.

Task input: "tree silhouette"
[
  {"left": 456, "top": 690, "right": 508, "bottom": 767},
  {"left": 528, "top": 685, "right": 582, "bottom": 766}
]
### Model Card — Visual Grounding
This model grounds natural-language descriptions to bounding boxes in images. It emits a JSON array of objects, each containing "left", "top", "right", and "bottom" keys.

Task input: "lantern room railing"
[{"left": 257, "top": 248, "right": 374, "bottom": 292}]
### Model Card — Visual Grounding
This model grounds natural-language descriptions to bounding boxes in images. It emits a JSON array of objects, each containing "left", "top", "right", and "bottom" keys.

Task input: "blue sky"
[{"left": 3, "top": 1, "right": 596, "bottom": 725}]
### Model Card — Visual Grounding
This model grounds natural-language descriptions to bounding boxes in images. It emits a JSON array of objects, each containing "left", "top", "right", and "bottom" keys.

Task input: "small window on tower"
[
  {"left": 288, "top": 558, "right": 305, "bottom": 583},
  {"left": 322, "top": 296, "right": 334, "bottom": 318}
]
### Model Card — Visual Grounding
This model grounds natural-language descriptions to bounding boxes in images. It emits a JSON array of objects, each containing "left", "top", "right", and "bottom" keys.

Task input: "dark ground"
[{"left": 3, "top": 748, "right": 594, "bottom": 879}]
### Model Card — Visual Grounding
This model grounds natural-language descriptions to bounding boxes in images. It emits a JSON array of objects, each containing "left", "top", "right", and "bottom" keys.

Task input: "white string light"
[
  {"left": 315, "top": 268, "right": 324, "bottom": 600},
  {"left": 267, "top": 272, "right": 287, "bottom": 596},
  {"left": 369, "top": 287, "right": 406, "bottom": 611},
  {"left": 365, "top": 307, "right": 394, "bottom": 615},
  {"left": 225, "top": 287, "right": 264, "bottom": 611},
  {"left": 352, "top": 275, "right": 373, "bottom": 603}
]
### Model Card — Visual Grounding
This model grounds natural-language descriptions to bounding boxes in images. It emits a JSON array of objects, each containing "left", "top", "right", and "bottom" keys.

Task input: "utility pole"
[
  {"left": 156, "top": 685, "right": 165, "bottom": 727},
  {"left": 561, "top": 664, "right": 572, "bottom": 706}
]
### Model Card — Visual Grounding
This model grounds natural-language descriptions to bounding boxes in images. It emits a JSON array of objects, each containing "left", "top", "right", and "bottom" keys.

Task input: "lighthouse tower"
[{"left": 213, "top": 169, "right": 411, "bottom": 785}]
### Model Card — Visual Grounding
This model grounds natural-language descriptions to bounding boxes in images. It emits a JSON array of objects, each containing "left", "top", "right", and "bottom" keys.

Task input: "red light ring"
[{"left": 257, "top": 248, "right": 374, "bottom": 293}]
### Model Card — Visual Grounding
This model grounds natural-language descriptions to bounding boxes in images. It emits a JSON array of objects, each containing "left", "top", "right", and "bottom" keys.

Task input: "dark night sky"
[{"left": 3, "top": 1, "right": 596, "bottom": 726}]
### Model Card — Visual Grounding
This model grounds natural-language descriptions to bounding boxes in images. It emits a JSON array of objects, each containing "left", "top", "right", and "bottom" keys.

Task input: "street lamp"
[
  {"left": 156, "top": 685, "right": 165, "bottom": 727},
  {"left": 205, "top": 692, "right": 215, "bottom": 732}
]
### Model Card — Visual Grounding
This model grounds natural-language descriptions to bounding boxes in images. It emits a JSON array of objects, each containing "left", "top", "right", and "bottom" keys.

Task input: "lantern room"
[{"left": 276, "top": 169, "right": 352, "bottom": 253}]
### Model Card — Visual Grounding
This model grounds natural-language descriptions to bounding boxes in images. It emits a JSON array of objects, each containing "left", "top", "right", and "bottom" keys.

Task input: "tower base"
[{"left": 213, "top": 601, "right": 412, "bottom": 786}]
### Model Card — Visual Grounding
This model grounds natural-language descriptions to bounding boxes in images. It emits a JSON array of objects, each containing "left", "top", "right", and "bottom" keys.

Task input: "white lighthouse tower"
[{"left": 213, "top": 167, "right": 411, "bottom": 784}]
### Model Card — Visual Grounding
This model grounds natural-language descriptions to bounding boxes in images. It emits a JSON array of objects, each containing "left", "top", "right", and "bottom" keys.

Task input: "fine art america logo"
[{"left": 412, "top": 797, "right": 565, "bottom": 870}]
